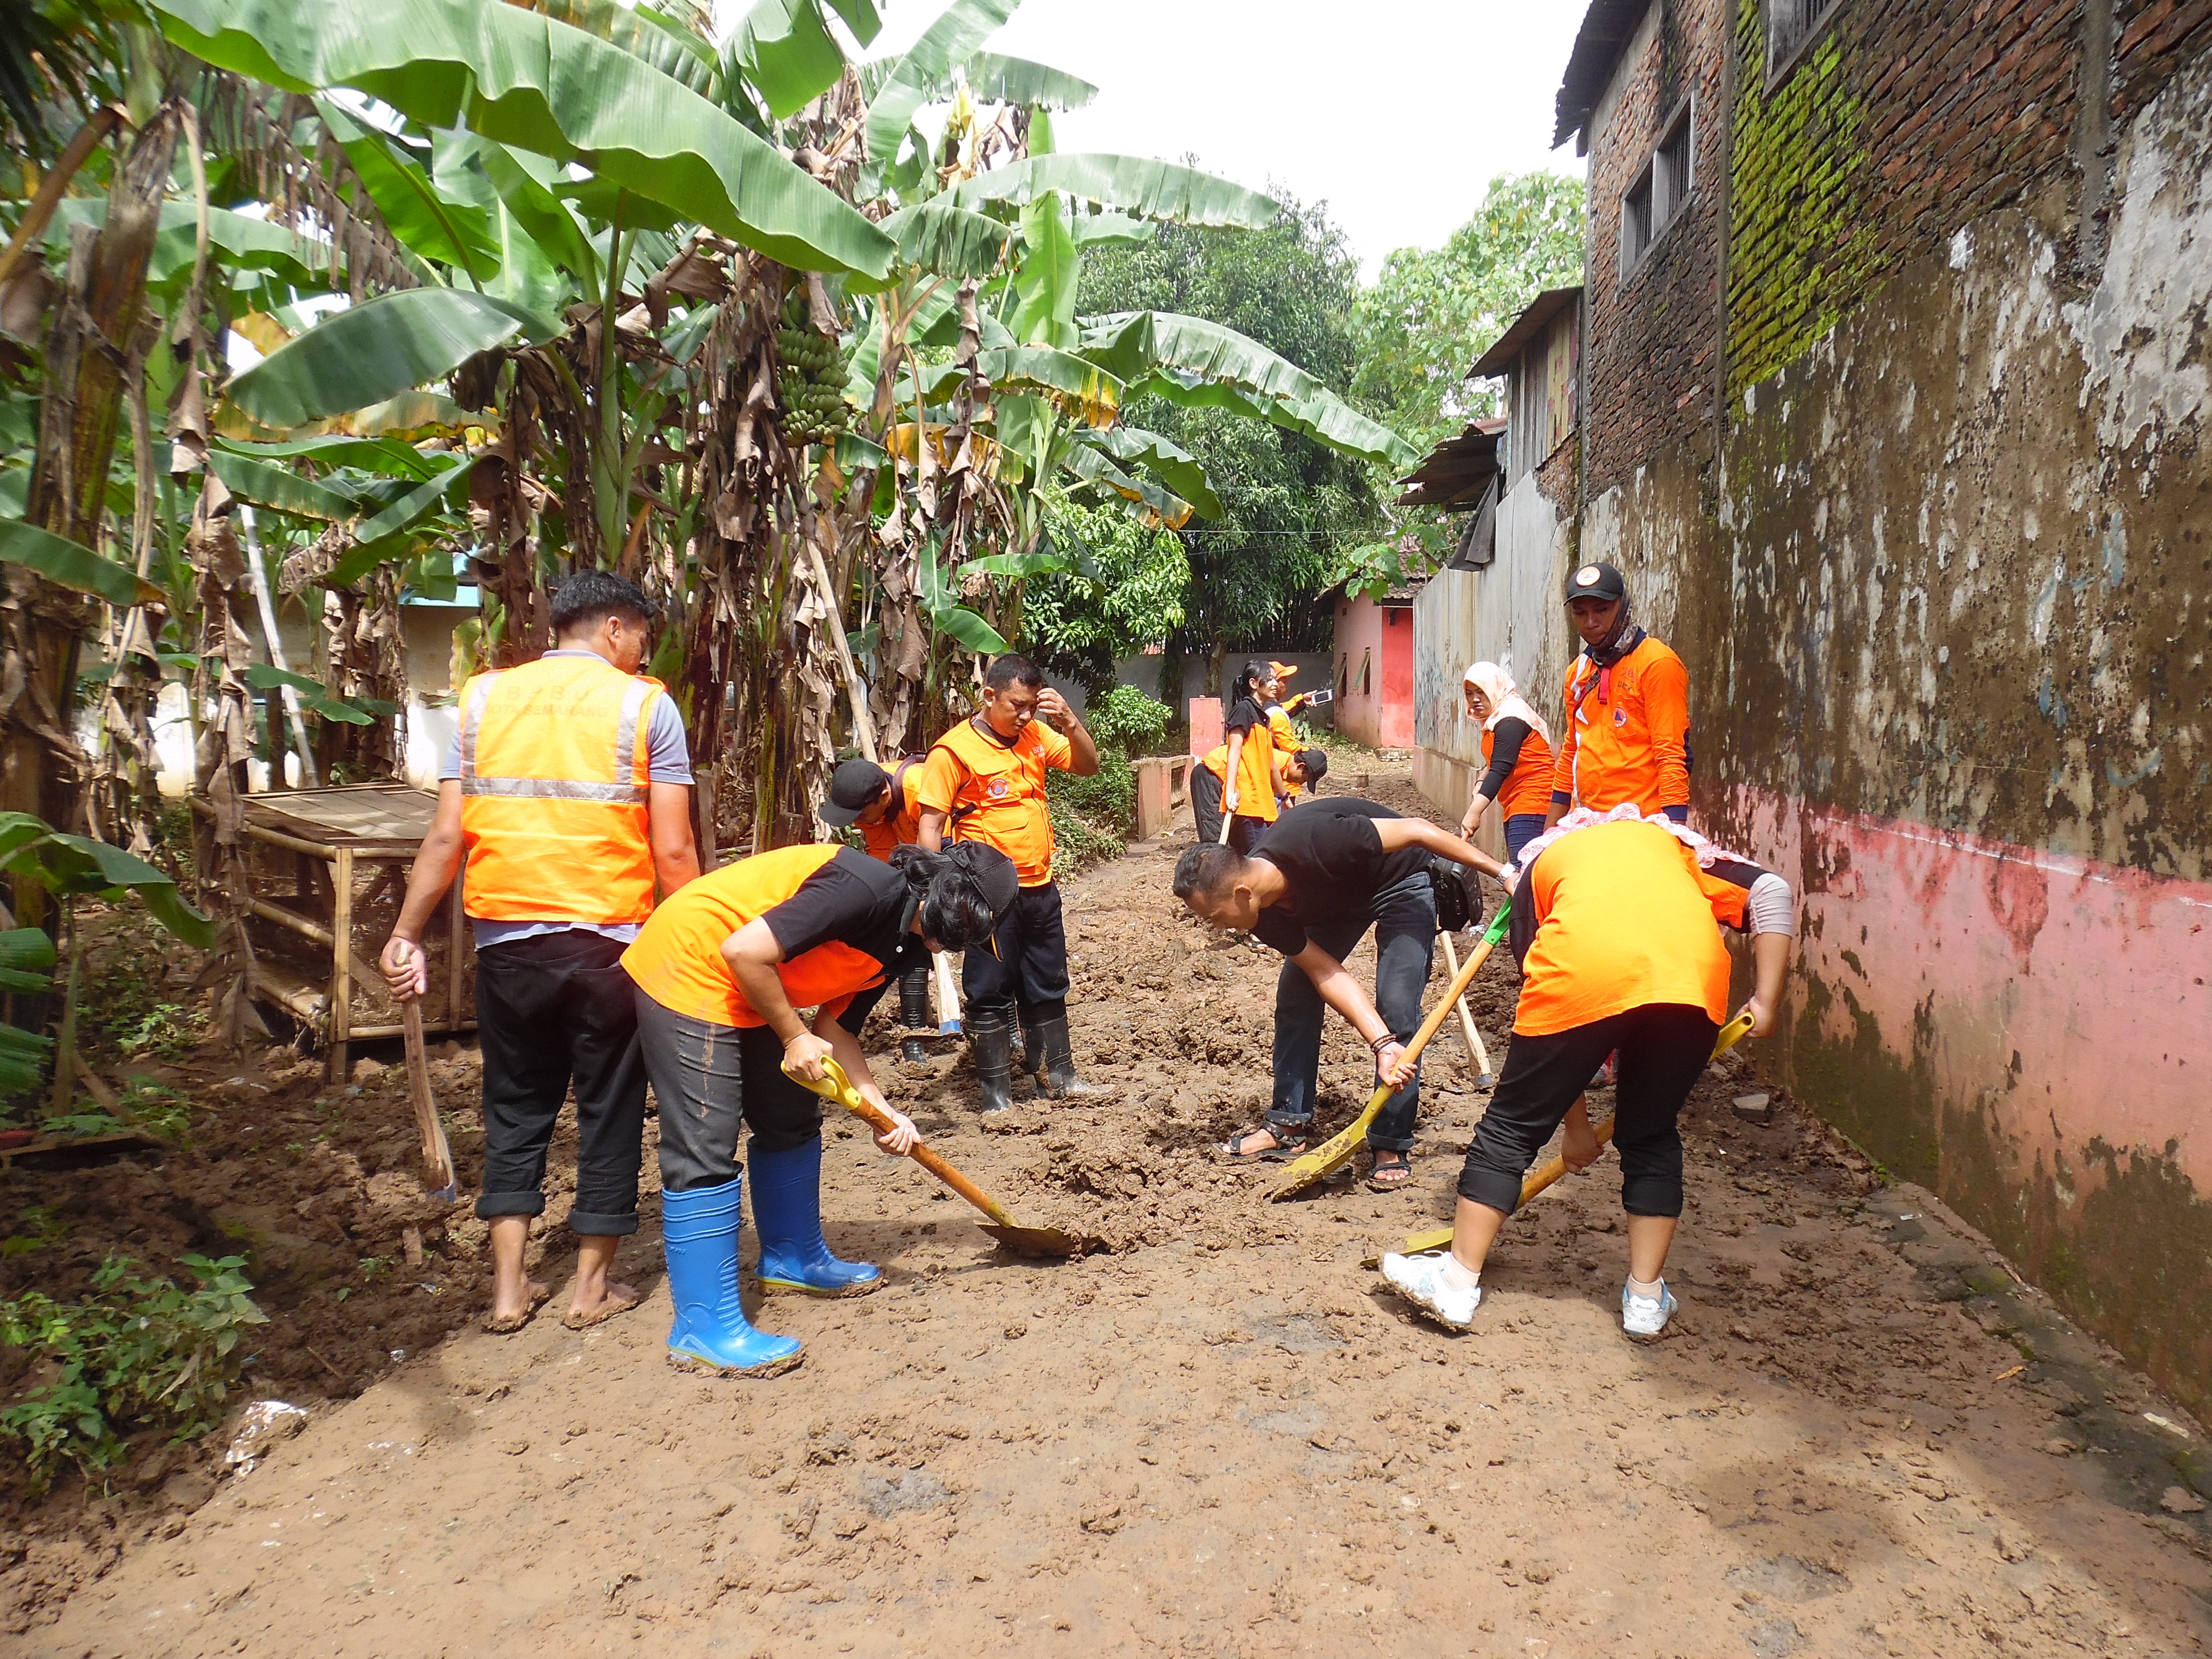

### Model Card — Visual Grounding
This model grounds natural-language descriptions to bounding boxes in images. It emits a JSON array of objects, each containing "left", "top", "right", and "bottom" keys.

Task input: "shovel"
[
  {"left": 400, "top": 996, "right": 458, "bottom": 1202},
  {"left": 932, "top": 950, "right": 962, "bottom": 1036},
  {"left": 785, "top": 1058, "right": 1099, "bottom": 1258},
  {"left": 1268, "top": 905, "right": 1513, "bottom": 1201},
  {"left": 1438, "top": 928, "right": 1492, "bottom": 1088},
  {"left": 1394, "top": 1008, "right": 1758, "bottom": 1254}
]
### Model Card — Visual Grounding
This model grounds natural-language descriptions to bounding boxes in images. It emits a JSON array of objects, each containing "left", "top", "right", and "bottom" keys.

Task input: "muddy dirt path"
[{"left": 24, "top": 775, "right": 2212, "bottom": 1657}]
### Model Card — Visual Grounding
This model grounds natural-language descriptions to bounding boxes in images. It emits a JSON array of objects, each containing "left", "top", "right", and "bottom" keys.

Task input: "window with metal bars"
[
  {"left": 1767, "top": 0, "right": 1841, "bottom": 81},
  {"left": 1620, "top": 101, "right": 1694, "bottom": 275}
]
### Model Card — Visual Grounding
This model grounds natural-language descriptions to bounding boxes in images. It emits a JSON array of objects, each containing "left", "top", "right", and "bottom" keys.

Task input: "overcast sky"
[{"left": 864, "top": 1, "right": 1589, "bottom": 277}]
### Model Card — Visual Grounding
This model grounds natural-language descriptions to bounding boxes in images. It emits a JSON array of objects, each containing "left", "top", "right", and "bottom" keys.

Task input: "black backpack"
[{"left": 1428, "top": 855, "right": 1484, "bottom": 934}]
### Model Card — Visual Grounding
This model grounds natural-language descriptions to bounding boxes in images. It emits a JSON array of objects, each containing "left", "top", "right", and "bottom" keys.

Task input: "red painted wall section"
[
  {"left": 1187, "top": 697, "right": 1221, "bottom": 761},
  {"left": 1333, "top": 597, "right": 1417, "bottom": 750},
  {"left": 1728, "top": 783, "right": 2212, "bottom": 1404}
]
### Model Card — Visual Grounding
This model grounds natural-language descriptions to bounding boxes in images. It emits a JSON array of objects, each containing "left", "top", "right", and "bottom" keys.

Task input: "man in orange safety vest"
[{"left": 380, "top": 572, "right": 700, "bottom": 1335}]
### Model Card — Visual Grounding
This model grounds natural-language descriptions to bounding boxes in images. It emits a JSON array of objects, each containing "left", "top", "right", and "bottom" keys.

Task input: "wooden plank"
[{"left": 329, "top": 846, "right": 353, "bottom": 1083}]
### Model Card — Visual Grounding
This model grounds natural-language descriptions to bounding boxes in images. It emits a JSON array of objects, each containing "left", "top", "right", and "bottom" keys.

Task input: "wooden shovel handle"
[
  {"left": 791, "top": 1059, "right": 1020, "bottom": 1229},
  {"left": 1437, "top": 929, "right": 1491, "bottom": 1075},
  {"left": 1396, "top": 905, "right": 1511, "bottom": 1077},
  {"left": 401, "top": 997, "right": 457, "bottom": 1194}
]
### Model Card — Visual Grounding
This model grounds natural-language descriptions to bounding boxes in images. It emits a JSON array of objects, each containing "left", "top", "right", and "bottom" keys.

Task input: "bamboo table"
[{"left": 192, "top": 783, "right": 474, "bottom": 1081}]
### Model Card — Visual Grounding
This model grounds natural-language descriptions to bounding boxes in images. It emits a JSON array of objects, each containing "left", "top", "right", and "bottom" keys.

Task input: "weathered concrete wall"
[
  {"left": 1686, "top": 55, "right": 2212, "bottom": 1417},
  {"left": 1411, "top": 469, "right": 1578, "bottom": 821}
]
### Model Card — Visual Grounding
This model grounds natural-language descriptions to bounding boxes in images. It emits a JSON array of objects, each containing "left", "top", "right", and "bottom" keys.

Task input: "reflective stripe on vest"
[
  {"left": 460, "top": 673, "right": 652, "bottom": 803},
  {"left": 456, "top": 656, "right": 663, "bottom": 925}
]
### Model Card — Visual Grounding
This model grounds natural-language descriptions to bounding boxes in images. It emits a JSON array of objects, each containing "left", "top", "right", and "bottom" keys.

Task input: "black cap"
[
  {"left": 818, "top": 759, "right": 890, "bottom": 828},
  {"left": 1565, "top": 562, "right": 1627, "bottom": 602},
  {"left": 947, "top": 842, "right": 1021, "bottom": 923}
]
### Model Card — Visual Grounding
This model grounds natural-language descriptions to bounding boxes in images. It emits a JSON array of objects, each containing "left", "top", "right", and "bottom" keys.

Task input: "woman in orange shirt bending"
[
  {"left": 1382, "top": 810, "right": 1793, "bottom": 1340},
  {"left": 623, "top": 841, "right": 1016, "bottom": 1377}
]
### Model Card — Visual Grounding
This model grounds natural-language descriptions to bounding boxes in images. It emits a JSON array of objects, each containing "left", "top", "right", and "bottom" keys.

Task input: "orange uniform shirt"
[
  {"left": 1551, "top": 637, "right": 1691, "bottom": 817},
  {"left": 916, "top": 717, "right": 1075, "bottom": 888},
  {"left": 1510, "top": 819, "right": 1759, "bottom": 1037},
  {"left": 1199, "top": 724, "right": 1281, "bottom": 824},
  {"left": 621, "top": 845, "right": 895, "bottom": 1028},
  {"left": 1264, "top": 702, "right": 1300, "bottom": 804},
  {"left": 1483, "top": 721, "right": 1556, "bottom": 819},
  {"left": 860, "top": 757, "right": 926, "bottom": 862}
]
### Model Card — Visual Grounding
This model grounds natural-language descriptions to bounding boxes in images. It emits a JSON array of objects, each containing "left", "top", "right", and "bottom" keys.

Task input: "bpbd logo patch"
[{"left": 987, "top": 778, "right": 1010, "bottom": 800}]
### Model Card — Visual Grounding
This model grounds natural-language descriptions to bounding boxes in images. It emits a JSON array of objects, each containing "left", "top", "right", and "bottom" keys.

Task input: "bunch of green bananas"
[{"left": 774, "top": 290, "right": 852, "bottom": 448}]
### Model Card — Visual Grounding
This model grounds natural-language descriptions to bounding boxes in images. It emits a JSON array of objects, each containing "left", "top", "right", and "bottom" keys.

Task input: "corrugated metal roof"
[
  {"left": 1467, "top": 285, "right": 1584, "bottom": 380},
  {"left": 1394, "top": 419, "right": 1503, "bottom": 511},
  {"left": 1555, "top": 0, "right": 1651, "bottom": 151}
]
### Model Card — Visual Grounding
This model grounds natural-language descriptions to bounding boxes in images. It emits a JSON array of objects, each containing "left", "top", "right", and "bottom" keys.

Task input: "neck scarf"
[
  {"left": 1569, "top": 601, "right": 1647, "bottom": 712},
  {"left": 1461, "top": 662, "right": 1551, "bottom": 750}
]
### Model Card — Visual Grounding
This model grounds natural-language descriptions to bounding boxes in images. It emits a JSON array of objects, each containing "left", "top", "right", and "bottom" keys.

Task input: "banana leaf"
[
  {"left": 868, "top": 200, "right": 1015, "bottom": 284},
  {"left": 205, "top": 449, "right": 359, "bottom": 523},
  {"left": 227, "top": 289, "right": 557, "bottom": 429},
  {"left": 1060, "top": 441, "right": 1193, "bottom": 530},
  {"left": 0, "top": 522, "right": 162, "bottom": 607},
  {"left": 1076, "top": 424, "right": 1221, "bottom": 518},
  {"left": 317, "top": 99, "right": 504, "bottom": 283},
  {"left": 211, "top": 433, "right": 446, "bottom": 480},
  {"left": 730, "top": 0, "right": 871, "bottom": 119},
  {"left": 0, "top": 819, "right": 215, "bottom": 951},
  {"left": 533, "top": 0, "right": 720, "bottom": 98},
  {"left": 1080, "top": 310, "right": 1418, "bottom": 469},
  {"left": 956, "top": 156, "right": 1276, "bottom": 229},
  {"left": 154, "top": 0, "right": 896, "bottom": 277},
  {"left": 957, "top": 52, "right": 1094, "bottom": 110},
  {"left": 864, "top": 0, "right": 1018, "bottom": 162},
  {"left": 0, "top": 926, "right": 57, "bottom": 996}
]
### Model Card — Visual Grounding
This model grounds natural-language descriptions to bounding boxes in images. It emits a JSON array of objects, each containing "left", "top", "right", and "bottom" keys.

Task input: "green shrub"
[
  {"left": 1086, "top": 684, "right": 1174, "bottom": 757},
  {"left": 0, "top": 1254, "right": 268, "bottom": 1488}
]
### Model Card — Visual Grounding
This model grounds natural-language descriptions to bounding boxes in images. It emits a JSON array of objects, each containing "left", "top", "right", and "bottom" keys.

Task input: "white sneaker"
[
  {"left": 1621, "top": 1279, "right": 1677, "bottom": 1336},
  {"left": 1381, "top": 1250, "right": 1481, "bottom": 1330}
]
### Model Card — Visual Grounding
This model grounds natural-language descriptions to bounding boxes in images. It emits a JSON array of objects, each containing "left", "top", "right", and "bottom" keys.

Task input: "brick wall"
[
  {"left": 1727, "top": 0, "right": 2212, "bottom": 400},
  {"left": 1582, "top": 0, "right": 1733, "bottom": 499}
]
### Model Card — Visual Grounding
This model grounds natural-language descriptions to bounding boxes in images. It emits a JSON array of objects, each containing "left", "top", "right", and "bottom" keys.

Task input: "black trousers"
[
  {"left": 962, "top": 881, "right": 1070, "bottom": 1022},
  {"left": 1189, "top": 764, "right": 1265, "bottom": 855},
  {"left": 1457, "top": 1003, "right": 1719, "bottom": 1218},
  {"left": 1270, "top": 871, "right": 1435, "bottom": 1154},
  {"left": 474, "top": 929, "right": 647, "bottom": 1236},
  {"left": 634, "top": 993, "right": 829, "bottom": 1194}
]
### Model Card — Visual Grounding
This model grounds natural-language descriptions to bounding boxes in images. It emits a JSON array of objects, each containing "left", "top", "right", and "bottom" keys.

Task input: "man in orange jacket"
[
  {"left": 1547, "top": 563, "right": 1693, "bottom": 828},
  {"left": 381, "top": 572, "right": 700, "bottom": 1335}
]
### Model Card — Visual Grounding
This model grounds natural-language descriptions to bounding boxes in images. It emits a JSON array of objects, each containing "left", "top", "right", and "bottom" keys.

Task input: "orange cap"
[{"left": 1267, "top": 660, "right": 1298, "bottom": 680}]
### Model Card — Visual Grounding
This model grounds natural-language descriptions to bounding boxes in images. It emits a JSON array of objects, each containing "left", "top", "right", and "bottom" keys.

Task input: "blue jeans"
[
  {"left": 1267, "top": 871, "right": 1435, "bottom": 1154},
  {"left": 1504, "top": 813, "right": 1546, "bottom": 866}
]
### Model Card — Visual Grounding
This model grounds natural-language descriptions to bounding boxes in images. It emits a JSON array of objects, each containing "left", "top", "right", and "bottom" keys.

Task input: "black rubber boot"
[
  {"left": 899, "top": 969, "right": 931, "bottom": 1067},
  {"left": 967, "top": 1010, "right": 1015, "bottom": 1114},
  {"left": 1036, "top": 1015, "right": 1114, "bottom": 1099}
]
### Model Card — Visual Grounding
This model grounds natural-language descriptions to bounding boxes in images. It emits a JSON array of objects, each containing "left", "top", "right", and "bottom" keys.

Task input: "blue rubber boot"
[
  {"left": 750, "top": 1136, "right": 883, "bottom": 1298},
  {"left": 661, "top": 1178, "right": 804, "bottom": 1377}
]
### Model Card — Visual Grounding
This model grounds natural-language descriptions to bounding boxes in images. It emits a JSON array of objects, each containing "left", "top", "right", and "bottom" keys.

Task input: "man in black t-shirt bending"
[{"left": 1172, "top": 800, "right": 1510, "bottom": 1190}]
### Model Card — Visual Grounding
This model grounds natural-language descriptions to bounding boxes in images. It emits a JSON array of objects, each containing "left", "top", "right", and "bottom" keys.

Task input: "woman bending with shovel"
[
  {"left": 1381, "top": 809, "right": 1793, "bottom": 1338},
  {"left": 621, "top": 841, "right": 1018, "bottom": 1376}
]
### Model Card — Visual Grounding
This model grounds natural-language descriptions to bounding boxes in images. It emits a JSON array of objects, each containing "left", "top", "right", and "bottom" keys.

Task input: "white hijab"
[{"left": 1461, "top": 661, "right": 1551, "bottom": 750}]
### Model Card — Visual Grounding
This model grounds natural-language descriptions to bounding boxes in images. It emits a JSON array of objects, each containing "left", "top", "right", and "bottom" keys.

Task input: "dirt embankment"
[{"left": 6, "top": 772, "right": 2210, "bottom": 1655}]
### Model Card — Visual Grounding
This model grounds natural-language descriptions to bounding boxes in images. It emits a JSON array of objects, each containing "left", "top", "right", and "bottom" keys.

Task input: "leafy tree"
[
  {"left": 1350, "top": 171, "right": 1587, "bottom": 457},
  {"left": 1020, "top": 493, "right": 1186, "bottom": 696},
  {"left": 1079, "top": 190, "right": 1382, "bottom": 689}
]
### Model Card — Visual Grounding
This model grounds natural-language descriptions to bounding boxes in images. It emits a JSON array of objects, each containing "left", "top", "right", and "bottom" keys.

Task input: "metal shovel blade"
[{"left": 979, "top": 1221, "right": 1100, "bottom": 1259}]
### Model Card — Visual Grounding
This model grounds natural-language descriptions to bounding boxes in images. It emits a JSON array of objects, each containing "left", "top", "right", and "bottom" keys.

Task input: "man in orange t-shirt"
[
  {"left": 916, "top": 654, "right": 1105, "bottom": 1111},
  {"left": 1547, "top": 563, "right": 1693, "bottom": 827},
  {"left": 1382, "top": 812, "right": 1794, "bottom": 1340}
]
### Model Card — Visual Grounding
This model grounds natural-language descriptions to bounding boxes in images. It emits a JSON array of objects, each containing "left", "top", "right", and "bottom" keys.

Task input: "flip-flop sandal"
[
  {"left": 481, "top": 1282, "right": 552, "bottom": 1335},
  {"left": 1223, "top": 1127, "right": 1310, "bottom": 1162},
  {"left": 560, "top": 1288, "right": 641, "bottom": 1331},
  {"left": 1365, "top": 1152, "right": 1414, "bottom": 1192}
]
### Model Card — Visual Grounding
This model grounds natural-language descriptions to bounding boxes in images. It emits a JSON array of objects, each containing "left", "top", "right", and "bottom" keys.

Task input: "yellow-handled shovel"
[
  {"left": 1393, "top": 1007, "right": 1758, "bottom": 1254},
  {"left": 1268, "top": 905, "right": 1513, "bottom": 1201},
  {"left": 783, "top": 1058, "right": 1100, "bottom": 1258}
]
